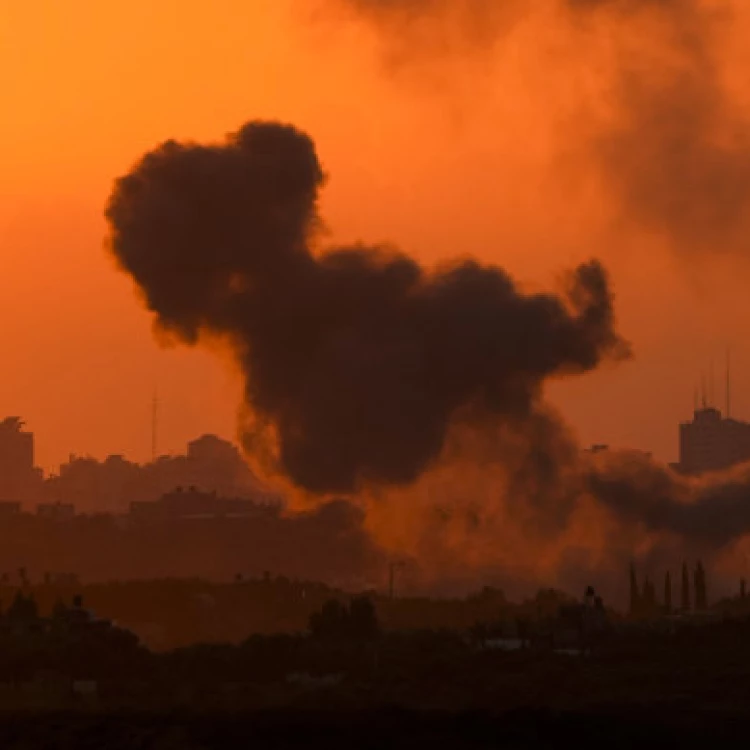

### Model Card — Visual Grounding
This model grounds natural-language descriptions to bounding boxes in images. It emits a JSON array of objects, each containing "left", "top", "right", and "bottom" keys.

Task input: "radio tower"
[{"left": 151, "top": 389, "right": 158, "bottom": 463}]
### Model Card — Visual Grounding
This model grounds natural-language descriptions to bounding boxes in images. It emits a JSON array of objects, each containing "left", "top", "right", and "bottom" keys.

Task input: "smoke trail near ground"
[
  {"left": 364, "top": 439, "right": 750, "bottom": 598},
  {"left": 589, "top": 451, "right": 750, "bottom": 548}
]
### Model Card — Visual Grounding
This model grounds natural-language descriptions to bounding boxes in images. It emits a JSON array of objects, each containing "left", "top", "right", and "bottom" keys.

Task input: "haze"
[{"left": 2, "top": 0, "right": 750, "bottom": 476}]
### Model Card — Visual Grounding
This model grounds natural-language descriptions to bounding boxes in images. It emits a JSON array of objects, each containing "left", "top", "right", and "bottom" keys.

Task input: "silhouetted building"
[
  {"left": 664, "top": 571, "right": 672, "bottom": 612},
  {"left": 49, "top": 454, "right": 140, "bottom": 514},
  {"left": 0, "top": 418, "right": 43, "bottom": 504},
  {"left": 678, "top": 407, "right": 750, "bottom": 475},
  {"left": 129, "top": 487, "right": 267, "bottom": 521},
  {"left": 36, "top": 503, "right": 75, "bottom": 521},
  {"left": 46, "top": 434, "right": 273, "bottom": 513}
]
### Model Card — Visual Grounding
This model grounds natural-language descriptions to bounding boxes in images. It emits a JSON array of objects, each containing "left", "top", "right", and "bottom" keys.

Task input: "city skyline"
[
  {"left": 4, "top": 0, "right": 750, "bottom": 736},
  {"left": 3, "top": 2, "right": 750, "bottom": 476},
  {"left": 7, "top": 358, "right": 748, "bottom": 476}
]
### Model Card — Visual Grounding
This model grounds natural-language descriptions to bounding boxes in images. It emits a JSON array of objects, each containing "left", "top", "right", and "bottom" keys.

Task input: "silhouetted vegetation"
[
  {"left": 0, "top": 580, "right": 746, "bottom": 750},
  {"left": 0, "top": 582, "right": 744, "bottom": 715},
  {"left": 309, "top": 597, "right": 379, "bottom": 641},
  {"left": 0, "top": 579, "right": 575, "bottom": 651}
]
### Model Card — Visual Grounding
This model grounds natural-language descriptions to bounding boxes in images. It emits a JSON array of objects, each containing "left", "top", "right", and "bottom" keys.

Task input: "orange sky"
[{"left": 1, "top": 0, "right": 749, "bottom": 474}]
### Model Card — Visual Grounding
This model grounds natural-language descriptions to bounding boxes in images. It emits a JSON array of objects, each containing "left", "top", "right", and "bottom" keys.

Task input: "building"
[
  {"left": 36, "top": 502, "right": 75, "bottom": 521},
  {"left": 0, "top": 501, "right": 21, "bottom": 517},
  {"left": 0, "top": 417, "right": 33, "bottom": 470},
  {"left": 129, "top": 487, "right": 266, "bottom": 521},
  {"left": 47, "top": 434, "right": 273, "bottom": 513},
  {"left": 0, "top": 418, "right": 43, "bottom": 504},
  {"left": 677, "top": 406, "right": 750, "bottom": 475}
]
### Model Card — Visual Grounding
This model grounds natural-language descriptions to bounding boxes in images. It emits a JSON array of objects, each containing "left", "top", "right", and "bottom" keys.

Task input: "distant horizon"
[
  {"left": 14, "top": 400, "right": 750, "bottom": 477},
  {"left": 4, "top": 1, "right": 750, "bottom": 480},
  {"left": 10, "top": 365, "right": 747, "bottom": 476}
]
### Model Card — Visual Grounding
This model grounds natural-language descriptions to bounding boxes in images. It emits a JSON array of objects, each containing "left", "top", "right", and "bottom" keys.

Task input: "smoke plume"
[
  {"left": 106, "top": 118, "right": 750, "bottom": 599},
  {"left": 332, "top": 0, "right": 750, "bottom": 255},
  {"left": 106, "top": 121, "right": 627, "bottom": 496},
  {"left": 589, "top": 452, "right": 750, "bottom": 548}
]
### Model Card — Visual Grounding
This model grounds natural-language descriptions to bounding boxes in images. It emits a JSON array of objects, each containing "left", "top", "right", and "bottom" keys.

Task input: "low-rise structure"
[
  {"left": 36, "top": 502, "right": 75, "bottom": 521},
  {"left": 130, "top": 487, "right": 272, "bottom": 521}
]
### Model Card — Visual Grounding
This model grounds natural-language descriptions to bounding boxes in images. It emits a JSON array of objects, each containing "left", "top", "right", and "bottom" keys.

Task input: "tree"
[
  {"left": 694, "top": 560, "right": 707, "bottom": 610},
  {"left": 681, "top": 562, "right": 691, "bottom": 611},
  {"left": 348, "top": 596, "right": 379, "bottom": 640},
  {"left": 7, "top": 591, "right": 38, "bottom": 623},
  {"left": 309, "top": 599, "right": 347, "bottom": 639},
  {"left": 629, "top": 563, "right": 639, "bottom": 616},
  {"left": 642, "top": 577, "right": 655, "bottom": 612},
  {"left": 52, "top": 599, "right": 69, "bottom": 622},
  {"left": 308, "top": 597, "right": 380, "bottom": 640}
]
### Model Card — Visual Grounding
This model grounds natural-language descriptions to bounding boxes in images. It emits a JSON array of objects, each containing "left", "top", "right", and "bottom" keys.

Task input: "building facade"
[
  {"left": 0, "top": 418, "right": 43, "bottom": 504},
  {"left": 678, "top": 407, "right": 750, "bottom": 475}
]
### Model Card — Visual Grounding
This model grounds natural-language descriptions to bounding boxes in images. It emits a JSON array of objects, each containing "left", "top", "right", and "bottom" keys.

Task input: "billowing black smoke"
[
  {"left": 589, "top": 453, "right": 750, "bottom": 548},
  {"left": 106, "top": 121, "right": 628, "bottom": 495}
]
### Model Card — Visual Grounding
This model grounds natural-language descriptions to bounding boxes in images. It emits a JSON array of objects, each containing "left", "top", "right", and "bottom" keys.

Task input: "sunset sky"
[{"left": 1, "top": 0, "right": 749, "bottom": 474}]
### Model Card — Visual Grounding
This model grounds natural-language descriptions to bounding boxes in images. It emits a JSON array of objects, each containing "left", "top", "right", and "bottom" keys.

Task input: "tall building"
[
  {"left": 677, "top": 406, "right": 750, "bottom": 475},
  {"left": 0, "top": 417, "right": 43, "bottom": 503}
]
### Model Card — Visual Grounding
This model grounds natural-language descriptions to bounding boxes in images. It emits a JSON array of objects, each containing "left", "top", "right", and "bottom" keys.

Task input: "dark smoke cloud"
[
  {"left": 333, "top": 0, "right": 750, "bottom": 254},
  {"left": 106, "top": 121, "right": 628, "bottom": 495},
  {"left": 106, "top": 120, "right": 750, "bottom": 599},
  {"left": 589, "top": 453, "right": 750, "bottom": 548}
]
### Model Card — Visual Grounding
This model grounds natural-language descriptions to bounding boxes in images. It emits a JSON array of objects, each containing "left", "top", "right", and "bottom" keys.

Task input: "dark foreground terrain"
[
  {"left": 2, "top": 590, "right": 750, "bottom": 745},
  {"left": 0, "top": 706, "right": 743, "bottom": 749}
]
